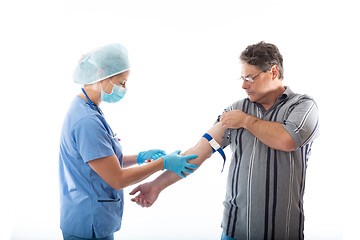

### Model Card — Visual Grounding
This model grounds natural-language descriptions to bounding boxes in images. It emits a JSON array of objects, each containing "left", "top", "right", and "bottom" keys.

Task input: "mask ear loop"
[
  {"left": 107, "top": 78, "right": 116, "bottom": 94},
  {"left": 99, "top": 78, "right": 115, "bottom": 95},
  {"left": 99, "top": 82, "right": 104, "bottom": 93},
  {"left": 108, "top": 77, "right": 114, "bottom": 85}
]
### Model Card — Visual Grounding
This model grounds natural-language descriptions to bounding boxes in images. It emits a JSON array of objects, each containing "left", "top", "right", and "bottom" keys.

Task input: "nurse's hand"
[
  {"left": 129, "top": 182, "right": 160, "bottom": 207},
  {"left": 137, "top": 149, "right": 166, "bottom": 165},
  {"left": 162, "top": 150, "right": 198, "bottom": 178}
]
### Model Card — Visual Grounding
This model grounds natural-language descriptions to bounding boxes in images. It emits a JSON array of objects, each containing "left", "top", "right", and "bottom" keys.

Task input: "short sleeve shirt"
[
  {"left": 59, "top": 97, "right": 124, "bottom": 238},
  {"left": 218, "top": 87, "right": 319, "bottom": 240}
]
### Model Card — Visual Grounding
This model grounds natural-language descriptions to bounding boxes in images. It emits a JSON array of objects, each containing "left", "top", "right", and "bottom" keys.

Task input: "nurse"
[{"left": 59, "top": 43, "right": 198, "bottom": 240}]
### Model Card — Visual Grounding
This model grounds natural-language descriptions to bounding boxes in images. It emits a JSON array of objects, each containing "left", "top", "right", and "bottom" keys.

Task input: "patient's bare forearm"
[{"left": 153, "top": 122, "right": 226, "bottom": 191}]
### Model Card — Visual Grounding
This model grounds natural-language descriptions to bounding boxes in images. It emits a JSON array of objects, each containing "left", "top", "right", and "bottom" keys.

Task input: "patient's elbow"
[
  {"left": 280, "top": 138, "right": 295, "bottom": 152},
  {"left": 204, "top": 151, "right": 213, "bottom": 160}
]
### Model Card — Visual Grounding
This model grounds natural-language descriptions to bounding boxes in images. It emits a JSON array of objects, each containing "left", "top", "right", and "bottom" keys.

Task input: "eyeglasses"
[{"left": 238, "top": 71, "right": 265, "bottom": 83}]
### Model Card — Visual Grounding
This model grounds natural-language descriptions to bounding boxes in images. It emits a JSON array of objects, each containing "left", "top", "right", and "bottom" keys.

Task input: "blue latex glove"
[
  {"left": 163, "top": 150, "right": 198, "bottom": 178},
  {"left": 137, "top": 149, "right": 166, "bottom": 165}
]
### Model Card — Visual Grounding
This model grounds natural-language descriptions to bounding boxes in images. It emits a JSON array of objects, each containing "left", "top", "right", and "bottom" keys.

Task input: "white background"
[{"left": 1, "top": 0, "right": 359, "bottom": 239}]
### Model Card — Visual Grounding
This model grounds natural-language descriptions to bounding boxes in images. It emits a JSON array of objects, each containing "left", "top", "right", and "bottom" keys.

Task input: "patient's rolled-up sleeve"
[{"left": 282, "top": 96, "right": 320, "bottom": 149}]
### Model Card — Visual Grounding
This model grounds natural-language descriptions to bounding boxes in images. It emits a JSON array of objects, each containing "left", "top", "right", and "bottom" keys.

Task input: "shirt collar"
[
  {"left": 255, "top": 86, "right": 293, "bottom": 114},
  {"left": 280, "top": 86, "right": 294, "bottom": 100}
]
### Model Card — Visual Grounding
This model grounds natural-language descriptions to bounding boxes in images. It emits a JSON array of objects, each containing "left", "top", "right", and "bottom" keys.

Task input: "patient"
[{"left": 130, "top": 41, "right": 319, "bottom": 240}]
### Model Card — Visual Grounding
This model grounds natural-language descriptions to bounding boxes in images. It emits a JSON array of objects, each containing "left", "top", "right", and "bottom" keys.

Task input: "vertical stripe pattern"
[
  {"left": 226, "top": 100, "right": 249, "bottom": 238},
  {"left": 220, "top": 87, "right": 319, "bottom": 240}
]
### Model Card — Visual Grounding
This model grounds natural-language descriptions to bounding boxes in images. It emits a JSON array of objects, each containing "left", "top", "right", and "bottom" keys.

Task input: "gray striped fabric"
[{"left": 218, "top": 87, "right": 319, "bottom": 240}]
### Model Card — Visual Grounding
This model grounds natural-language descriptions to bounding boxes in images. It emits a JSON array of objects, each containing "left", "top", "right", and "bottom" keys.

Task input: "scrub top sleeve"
[
  {"left": 73, "top": 116, "right": 115, "bottom": 163},
  {"left": 282, "top": 96, "right": 320, "bottom": 149}
]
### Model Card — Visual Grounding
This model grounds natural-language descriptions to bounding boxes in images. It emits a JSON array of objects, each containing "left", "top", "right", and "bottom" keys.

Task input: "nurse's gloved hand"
[
  {"left": 137, "top": 149, "right": 166, "bottom": 165},
  {"left": 162, "top": 150, "right": 198, "bottom": 178}
]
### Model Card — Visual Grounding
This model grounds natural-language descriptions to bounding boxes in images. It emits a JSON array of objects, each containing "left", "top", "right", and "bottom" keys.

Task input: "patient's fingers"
[{"left": 129, "top": 185, "right": 140, "bottom": 195}]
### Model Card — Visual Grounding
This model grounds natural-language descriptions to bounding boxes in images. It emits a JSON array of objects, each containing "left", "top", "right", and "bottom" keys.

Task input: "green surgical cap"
[{"left": 73, "top": 43, "right": 130, "bottom": 85}]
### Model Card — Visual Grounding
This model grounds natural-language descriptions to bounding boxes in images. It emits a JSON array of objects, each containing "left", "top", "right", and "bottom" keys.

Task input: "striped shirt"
[{"left": 218, "top": 87, "right": 319, "bottom": 240}]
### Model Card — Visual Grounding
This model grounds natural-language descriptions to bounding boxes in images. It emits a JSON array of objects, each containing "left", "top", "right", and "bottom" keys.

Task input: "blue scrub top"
[{"left": 59, "top": 96, "right": 124, "bottom": 238}]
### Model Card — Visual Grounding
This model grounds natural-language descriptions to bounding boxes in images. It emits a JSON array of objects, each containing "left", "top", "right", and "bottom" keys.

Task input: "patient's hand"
[
  {"left": 221, "top": 110, "right": 249, "bottom": 129},
  {"left": 129, "top": 182, "right": 160, "bottom": 207}
]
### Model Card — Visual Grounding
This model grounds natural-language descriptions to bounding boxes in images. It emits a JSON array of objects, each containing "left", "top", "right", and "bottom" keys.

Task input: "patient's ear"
[{"left": 270, "top": 65, "right": 279, "bottom": 80}]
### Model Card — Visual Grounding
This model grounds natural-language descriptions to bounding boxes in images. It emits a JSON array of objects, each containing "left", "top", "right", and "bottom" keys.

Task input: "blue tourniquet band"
[{"left": 202, "top": 133, "right": 226, "bottom": 172}]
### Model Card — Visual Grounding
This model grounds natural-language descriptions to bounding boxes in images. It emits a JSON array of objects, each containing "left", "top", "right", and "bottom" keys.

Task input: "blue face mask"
[{"left": 101, "top": 80, "right": 127, "bottom": 103}]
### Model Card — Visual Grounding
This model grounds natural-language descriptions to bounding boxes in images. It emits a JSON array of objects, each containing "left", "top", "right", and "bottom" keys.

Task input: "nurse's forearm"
[
  {"left": 88, "top": 154, "right": 165, "bottom": 191},
  {"left": 116, "top": 159, "right": 164, "bottom": 189},
  {"left": 152, "top": 122, "right": 226, "bottom": 192},
  {"left": 123, "top": 155, "right": 138, "bottom": 168}
]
